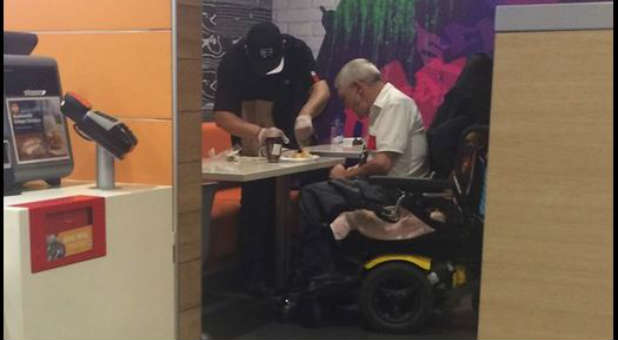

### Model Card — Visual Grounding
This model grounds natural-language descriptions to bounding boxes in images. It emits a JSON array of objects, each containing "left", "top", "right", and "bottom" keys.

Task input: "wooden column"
[{"left": 175, "top": 0, "right": 204, "bottom": 339}]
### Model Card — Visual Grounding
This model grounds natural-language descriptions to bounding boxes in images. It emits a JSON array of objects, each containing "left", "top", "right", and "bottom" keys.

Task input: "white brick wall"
[
  {"left": 273, "top": 0, "right": 288, "bottom": 10},
  {"left": 273, "top": 0, "right": 341, "bottom": 58},
  {"left": 288, "top": 22, "right": 313, "bottom": 36}
]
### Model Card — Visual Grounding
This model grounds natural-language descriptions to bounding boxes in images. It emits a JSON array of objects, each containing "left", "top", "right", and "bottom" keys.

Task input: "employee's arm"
[
  {"left": 214, "top": 110, "right": 261, "bottom": 139},
  {"left": 298, "top": 80, "right": 330, "bottom": 118}
]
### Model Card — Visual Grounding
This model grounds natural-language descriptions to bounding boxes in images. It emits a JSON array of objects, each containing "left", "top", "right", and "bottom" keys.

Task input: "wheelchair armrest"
[{"left": 367, "top": 175, "right": 450, "bottom": 193}]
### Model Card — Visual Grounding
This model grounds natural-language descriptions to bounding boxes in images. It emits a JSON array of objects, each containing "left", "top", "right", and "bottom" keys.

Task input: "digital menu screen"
[{"left": 6, "top": 97, "right": 70, "bottom": 164}]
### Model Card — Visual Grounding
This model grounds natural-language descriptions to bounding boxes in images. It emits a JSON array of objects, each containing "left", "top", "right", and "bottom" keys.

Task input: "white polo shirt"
[{"left": 367, "top": 82, "right": 429, "bottom": 177}]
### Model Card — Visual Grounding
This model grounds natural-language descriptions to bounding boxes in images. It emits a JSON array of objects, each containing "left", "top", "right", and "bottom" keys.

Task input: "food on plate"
[
  {"left": 224, "top": 149, "right": 240, "bottom": 162},
  {"left": 291, "top": 149, "right": 313, "bottom": 159},
  {"left": 226, "top": 154, "right": 240, "bottom": 162}
]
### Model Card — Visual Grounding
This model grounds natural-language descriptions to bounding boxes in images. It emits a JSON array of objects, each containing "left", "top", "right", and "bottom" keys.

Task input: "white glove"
[
  {"left": 294, "top": 115, "right": 314, "bottom": 144},
  {"left": 257, "top": 127, "right": 290, "bottom": 145}
]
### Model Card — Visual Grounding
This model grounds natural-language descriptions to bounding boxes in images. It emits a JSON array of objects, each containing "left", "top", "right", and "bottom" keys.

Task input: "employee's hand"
[
  {"left": 294, "top": 115, "right": 314, "bottom": 145},
  {"left": 257, "top": 127, "right": 290, "bottom": 145},
  {"left": 329, "top": 164, "right": 347, "bottom": 179}
]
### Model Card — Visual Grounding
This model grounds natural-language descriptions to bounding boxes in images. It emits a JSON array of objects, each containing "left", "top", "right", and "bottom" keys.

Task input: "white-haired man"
[{"left": 280, "top": 58, "right": 429, "bottom": 314}]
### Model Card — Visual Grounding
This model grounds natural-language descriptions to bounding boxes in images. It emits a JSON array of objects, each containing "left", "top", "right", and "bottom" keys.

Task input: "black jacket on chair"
[{"left": 427, "top": 53, "right": 493, "bottom": 179}]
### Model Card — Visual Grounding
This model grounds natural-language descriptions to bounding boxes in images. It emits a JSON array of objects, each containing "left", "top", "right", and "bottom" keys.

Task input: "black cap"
[{"left": 245, "top": 22, "right": 283, "bottom": 75}]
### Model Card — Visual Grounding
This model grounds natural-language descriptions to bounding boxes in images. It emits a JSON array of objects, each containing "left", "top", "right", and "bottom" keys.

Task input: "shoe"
[
  {"left": 272, "top": 289, "right": 323, "bottom": 327},
  {"left": 274, "top": 292, "right": 300, "bottom": 322},
  {"left": 298, "top": 293, "right": 324, "bottom": 328}
]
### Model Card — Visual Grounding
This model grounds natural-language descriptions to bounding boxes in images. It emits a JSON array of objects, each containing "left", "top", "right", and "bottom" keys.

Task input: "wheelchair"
[{"left": 283, "top": 124, "right": 489, "bottom": 334}]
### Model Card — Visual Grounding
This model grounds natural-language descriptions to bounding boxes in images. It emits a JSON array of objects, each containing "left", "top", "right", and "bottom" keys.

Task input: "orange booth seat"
[
  {"left": 202, "top": 122, "right": 241, "bottom": 270},
  {"left": 202, "top": 122, "right": 301, "bottom": 271}
]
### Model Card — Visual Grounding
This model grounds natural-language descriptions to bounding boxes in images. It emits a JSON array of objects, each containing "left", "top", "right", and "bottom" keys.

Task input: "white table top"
[
  {"left": 202, "top": 156, "right": 344, "bottom": 182},
  {"left": 304, "top": 144, "right": 364, "bottom": 159}
]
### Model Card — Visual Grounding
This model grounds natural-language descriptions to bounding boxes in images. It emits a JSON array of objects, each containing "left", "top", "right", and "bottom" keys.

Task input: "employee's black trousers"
[{"left": 238, "top": 170, "right": 329, "bottom": 287}]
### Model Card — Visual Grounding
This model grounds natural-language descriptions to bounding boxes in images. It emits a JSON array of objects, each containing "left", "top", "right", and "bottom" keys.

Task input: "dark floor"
[
  {"left": 202, "top": 265, "right": 478, "bottom": 340},
  {"left": 234, "top": 298, "right": 476, "bottom": 340}
]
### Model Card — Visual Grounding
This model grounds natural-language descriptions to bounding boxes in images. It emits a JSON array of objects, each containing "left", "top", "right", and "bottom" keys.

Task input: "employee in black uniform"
[{"left": 213, "top": 22, "right": 330, "bottom": 296}]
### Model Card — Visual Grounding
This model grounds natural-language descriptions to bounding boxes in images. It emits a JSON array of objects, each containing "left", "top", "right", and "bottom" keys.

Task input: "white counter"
[{"left": 3, "top": 180, "right": 175, "bottom": 340}]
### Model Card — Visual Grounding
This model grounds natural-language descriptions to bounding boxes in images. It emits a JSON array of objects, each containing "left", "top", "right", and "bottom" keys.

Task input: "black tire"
[{"left": 360, "top": 262, "right": 433, "bottom": 334}]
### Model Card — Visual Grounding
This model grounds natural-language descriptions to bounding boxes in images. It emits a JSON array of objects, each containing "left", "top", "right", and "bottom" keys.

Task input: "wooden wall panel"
[
  {"left": 179, "top": 259, "right": 202, "bottom": 311},
  {"left": 478, "top": 30, "right": 613, "bottom": 339},
  {"left": 178, "top": 59, "right": 204, "bottom": 112},
  {"left": 178, "top": 111, "right": 203, "bottom": 164},
  {"left": 178, "top": 210, "right": 202, "bottom": 263},
  {"left": 178, "top": 2, "right": 203, "bottom": 59},
  {"left": 178, "top": 307, "right": 202, "bottom": 340},
  {"left": 4, "top": 0, "right": 171, "bottom": 31},
  {"left": 176, "top": 3, "right": 203, "bottom": 339},
  {"left": 177, "top": 161, "right": 202, "bottom": 213}
]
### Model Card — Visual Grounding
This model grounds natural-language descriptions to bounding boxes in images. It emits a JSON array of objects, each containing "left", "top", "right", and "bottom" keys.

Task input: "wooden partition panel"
[
  {"left": 477, "top": 29, "right": 613, "bottom": 339},
  {"left": 175, "top": 0, "right": 204, "bottom": 339}
]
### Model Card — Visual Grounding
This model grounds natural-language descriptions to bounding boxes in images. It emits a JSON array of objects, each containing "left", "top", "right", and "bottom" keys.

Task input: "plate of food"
[{"left": 281, "top": 149, "right": 320, "bottom": 162}]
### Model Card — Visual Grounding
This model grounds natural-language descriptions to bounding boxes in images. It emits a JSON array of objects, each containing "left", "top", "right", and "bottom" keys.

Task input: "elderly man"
[{"left": 281, "top": 58, "right": 429, "bottom": 307}]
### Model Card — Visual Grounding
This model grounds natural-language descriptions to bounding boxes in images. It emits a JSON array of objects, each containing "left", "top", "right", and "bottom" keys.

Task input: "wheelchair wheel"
[{"left": 360, "top": 262, "right": 433, "bottom": 333}]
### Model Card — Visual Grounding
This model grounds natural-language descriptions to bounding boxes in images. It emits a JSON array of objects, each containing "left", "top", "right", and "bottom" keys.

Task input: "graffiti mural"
[{"left": 312, "top": 0, "right": 605, "bottom": 142}]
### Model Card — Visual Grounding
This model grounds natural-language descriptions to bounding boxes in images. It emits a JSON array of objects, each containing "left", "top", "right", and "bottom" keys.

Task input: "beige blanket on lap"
[{"left": 330, "top": 207, "right": 435, "bottom": 241}]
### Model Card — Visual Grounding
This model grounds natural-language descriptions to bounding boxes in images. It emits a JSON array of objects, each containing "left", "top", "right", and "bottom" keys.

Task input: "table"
[
  {"left": 202, "top": 155, "right": 345, "bottom": 289},
  {"left": 304, "top": 143, "right": 364, "bottom": 159}
]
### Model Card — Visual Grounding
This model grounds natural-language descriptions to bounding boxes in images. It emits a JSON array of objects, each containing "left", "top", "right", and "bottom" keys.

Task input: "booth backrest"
[{"left": 202, "top": 122, "right": 232, "bottom": 158}]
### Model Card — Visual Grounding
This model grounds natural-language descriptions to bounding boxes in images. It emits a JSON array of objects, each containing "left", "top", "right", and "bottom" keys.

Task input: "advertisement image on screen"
[{"left": 6, "top": 97, "right": 70, "bottom": 164}]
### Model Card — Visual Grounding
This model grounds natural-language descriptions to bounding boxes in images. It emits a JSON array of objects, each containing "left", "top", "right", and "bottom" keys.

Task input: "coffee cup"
[{"left": 263, "top": 137, "right": 283, "bottom": 163}]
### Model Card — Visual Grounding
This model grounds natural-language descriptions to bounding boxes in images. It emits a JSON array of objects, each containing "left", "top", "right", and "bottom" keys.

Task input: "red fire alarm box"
[{"left": 13, "top": 195, "right": 106, "bottom": 273}]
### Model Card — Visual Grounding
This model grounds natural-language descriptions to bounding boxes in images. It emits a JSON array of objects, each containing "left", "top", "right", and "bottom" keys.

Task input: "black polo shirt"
[{"left": 214, "top": 34, "right": 320, "bottom": 147}]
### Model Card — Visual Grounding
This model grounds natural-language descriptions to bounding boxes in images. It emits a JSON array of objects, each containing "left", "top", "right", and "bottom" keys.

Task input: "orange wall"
[{"left": 4, "top": 0, "right": 173, "bottom": 185}]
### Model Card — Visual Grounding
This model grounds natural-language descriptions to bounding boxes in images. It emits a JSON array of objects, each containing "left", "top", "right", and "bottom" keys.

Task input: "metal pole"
[{"left": 96, "top": 145, "right": 115, "bottom": 190}]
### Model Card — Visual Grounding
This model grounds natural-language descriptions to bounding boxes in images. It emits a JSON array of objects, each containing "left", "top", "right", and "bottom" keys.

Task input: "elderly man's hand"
[
  {"left": 329, "top": 164, "right": 348, "bottom": 179},
  {"left": 294, "top": 115, "right": 314, "bottom": 145}
]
